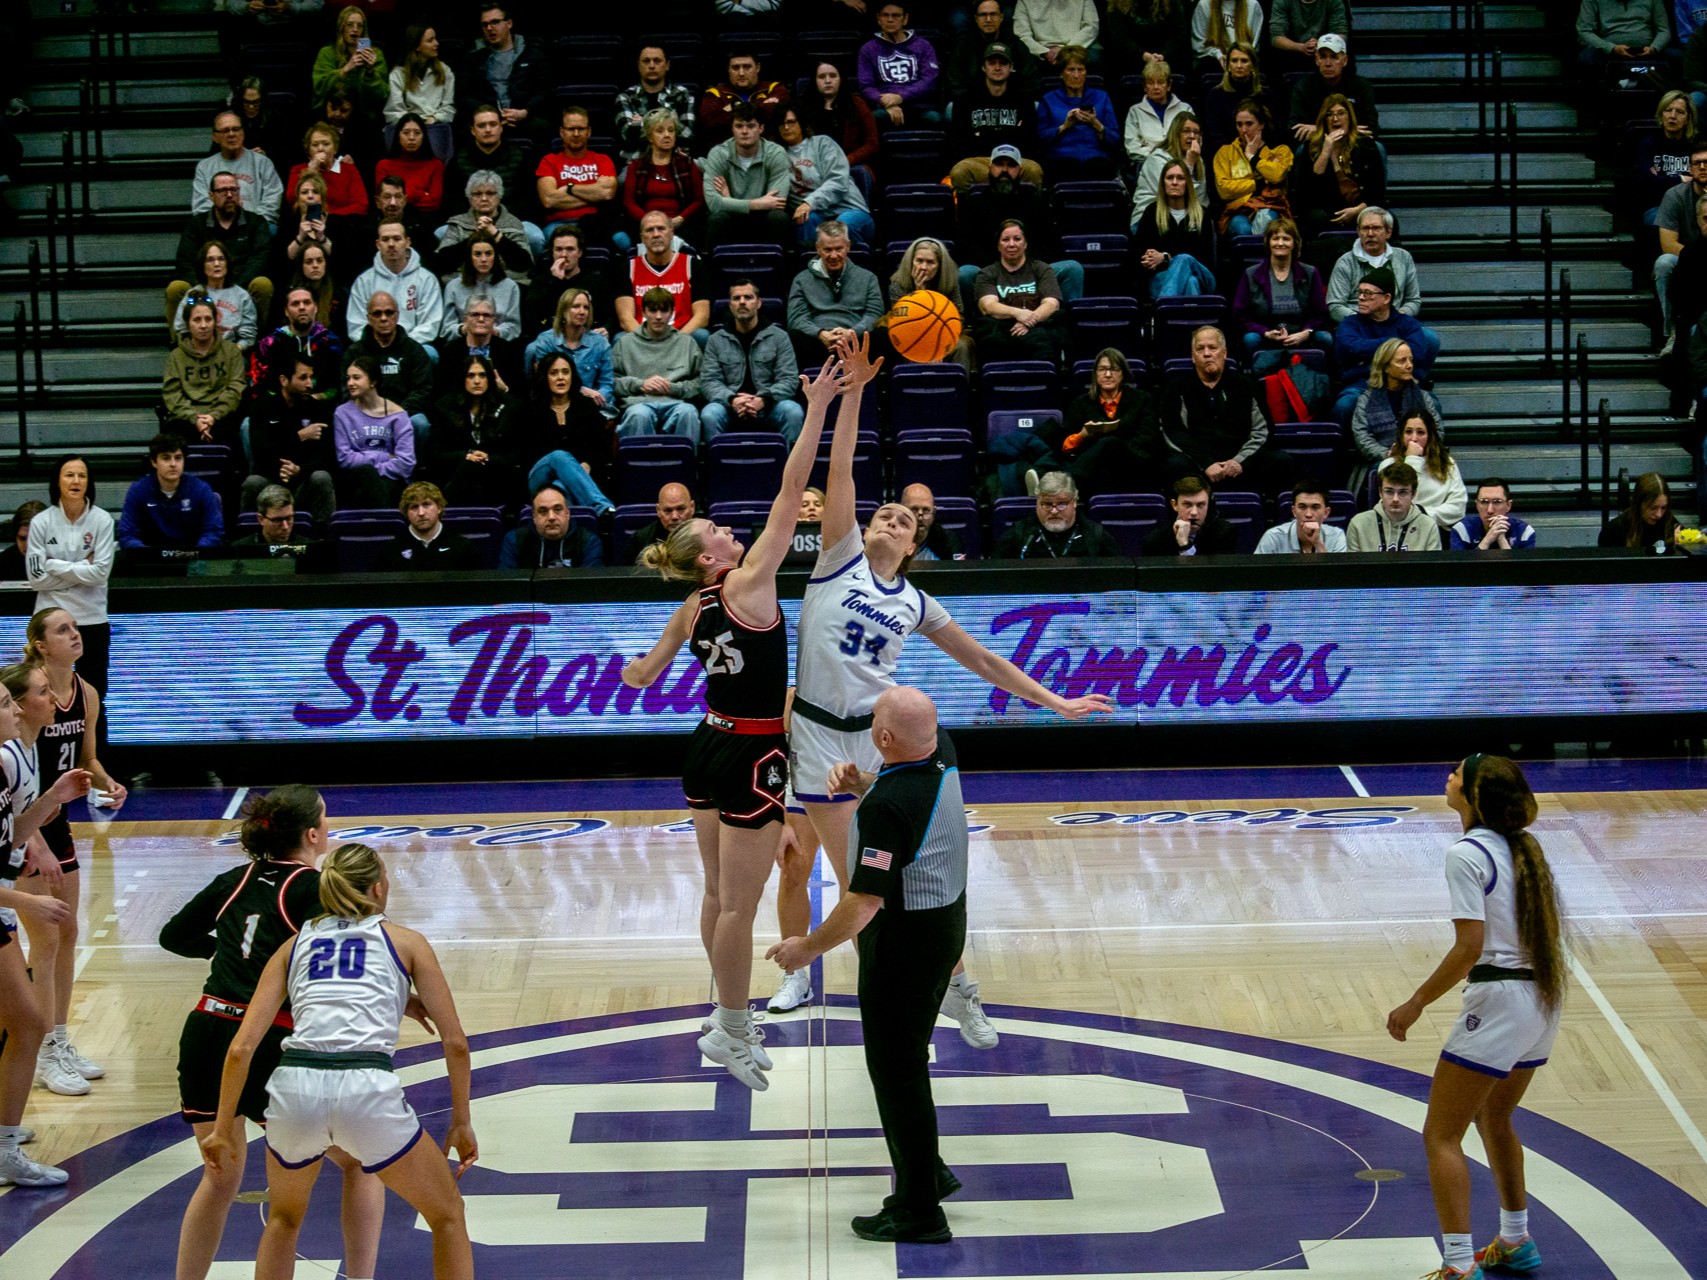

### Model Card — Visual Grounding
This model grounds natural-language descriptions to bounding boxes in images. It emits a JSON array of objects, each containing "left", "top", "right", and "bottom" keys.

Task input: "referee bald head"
[{"left": 872, "top": 686, "right": 937, "bottom": 764}]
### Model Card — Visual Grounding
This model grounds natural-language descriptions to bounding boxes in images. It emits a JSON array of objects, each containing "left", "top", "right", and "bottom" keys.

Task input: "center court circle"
[{"left": 2, "top": 1004, "right": 1703, "bottom": 1278}]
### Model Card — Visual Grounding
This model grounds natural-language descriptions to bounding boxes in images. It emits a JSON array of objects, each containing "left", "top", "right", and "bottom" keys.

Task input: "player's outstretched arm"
[
  {"left": 822, "top": 334, "right": 883, "bottom": 544},
  {"left": 734, "top": 359, "right": 848, "bottom": 586},
  {"left": 922, "top": 620, "right": 1115, "bottom": 719},
  {"left": 623, "top": 593, "right": 698, "bottom": 689}
]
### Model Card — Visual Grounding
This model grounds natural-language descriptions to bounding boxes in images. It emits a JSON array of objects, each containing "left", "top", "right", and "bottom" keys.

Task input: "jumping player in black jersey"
[
  {"left": 19, "top": 609, "right": 127, "bottom": 1090},
  {"left": 159, "top": 786, "right": 385, "bottom": 1280},
  {"left": 624, "top": 354, "right": 856, "bottom": 1091},
  {"left": 0, "top": 677, "right": 89, "bottom": 1187}
]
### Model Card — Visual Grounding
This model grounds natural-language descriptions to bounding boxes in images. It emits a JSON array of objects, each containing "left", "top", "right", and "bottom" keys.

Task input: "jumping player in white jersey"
[
  {"left": 1387, "top": 755, "right": 1566, "bottom": 1280},
  {"left": 202, "top": 842, "right": 477, "bottom": 1280},
  {"left": 623, "top": 358, "right": 849, "bottom": 1092},
  {"left": 769, "top": 337, "right": 1112, "bottom": 1029},
  {"left": 0, "top": 678, "right": 88, "bottom": 1187}
]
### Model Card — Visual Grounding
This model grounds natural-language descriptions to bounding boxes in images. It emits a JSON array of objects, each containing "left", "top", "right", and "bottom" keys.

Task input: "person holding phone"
[{"left": 313, "top": 9, "right": 388, "bottom": 112}]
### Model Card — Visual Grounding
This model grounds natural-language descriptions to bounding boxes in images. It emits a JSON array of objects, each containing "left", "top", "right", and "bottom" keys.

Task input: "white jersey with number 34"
[{"left": 794, "top": 526, "right": 951, "bottom": 720}]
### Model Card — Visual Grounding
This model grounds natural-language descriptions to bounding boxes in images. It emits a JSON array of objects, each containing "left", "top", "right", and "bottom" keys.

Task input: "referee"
[{"left": 767, "top": 685, "right": 968, "bottom": 1244}]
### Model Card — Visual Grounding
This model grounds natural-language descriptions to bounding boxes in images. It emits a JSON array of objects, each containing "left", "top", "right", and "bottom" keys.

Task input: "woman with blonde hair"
[
  {"left": 622, "top": 355, "right": 852, "bottom": 1092},
  {"left": 1348, "top": 338, "right": 1442, "bottom": 494},
  {"left": 311, "top": 6, "right": 388, "bottom": 112},
  {"left": 1386, "top": 412, "right": 1465, "bottom": 530},
  {"left": 524, "top": 286, "right": 616, "bottom": 415},
  {"left": 201, "top": 841, "right": 476, "bottom": 1280},
  {"left": 1135, "top": 161, "right": 1217, "bottom": 298},
  {"left": 1130, "top": 111, "right": 1209, "bottom": 228},
  {"left": 1388, "top": 755, "right": 1566, "bottom": 1280}
]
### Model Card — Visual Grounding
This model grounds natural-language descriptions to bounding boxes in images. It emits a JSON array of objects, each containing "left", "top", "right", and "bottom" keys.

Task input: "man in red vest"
[{"left": 615, "top": 210, "right": 711, "bottom": 347}]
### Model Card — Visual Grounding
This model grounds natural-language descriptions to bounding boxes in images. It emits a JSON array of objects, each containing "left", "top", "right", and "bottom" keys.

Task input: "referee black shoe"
[
  {"left": 851, "top": 1207, "right": 951, "bottom": 1244},
  {"left": 883, "top": 1164, "right": 961, "bottom": 1210}
]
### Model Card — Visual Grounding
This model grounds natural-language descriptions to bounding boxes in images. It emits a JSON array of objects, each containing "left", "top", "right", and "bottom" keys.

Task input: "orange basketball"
[{"left": 886, "top": 289, "right": 962, "bottom": 363}]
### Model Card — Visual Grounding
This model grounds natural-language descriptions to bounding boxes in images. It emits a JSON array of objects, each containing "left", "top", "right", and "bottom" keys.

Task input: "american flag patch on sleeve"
[{"left": 860, "top": 847, "right": 893, "bottom": 871}]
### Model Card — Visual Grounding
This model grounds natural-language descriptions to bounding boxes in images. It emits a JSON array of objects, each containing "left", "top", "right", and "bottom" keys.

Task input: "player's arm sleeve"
[
  {"left": 158, "top": 875, "right": 229, "bottom": 958},
  {"left": 1443, "top": 840, "right": 1490, "bottom": 922},
  {"left": 846, "top": 796, "right": 918, "bottom": 898},
  {"left": 811, "top": 523, "right": 866, "bottom": 578},
  {"left": 913, "top": 588, "right": 953, "bottom": 635}
]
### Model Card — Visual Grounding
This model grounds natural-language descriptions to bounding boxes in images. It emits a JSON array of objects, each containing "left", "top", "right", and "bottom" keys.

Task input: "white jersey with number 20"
[{"left": 795, "top": 526, "right": 952, "bottom": 719}]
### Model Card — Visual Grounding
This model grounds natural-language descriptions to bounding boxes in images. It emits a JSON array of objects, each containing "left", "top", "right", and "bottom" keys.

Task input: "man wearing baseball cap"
[
  {"left": 1269, "top": 0, "right": 1351, "bottom": 78},
  {"left": 1289, "top": 32, "right": 1381, "bottom": 142},
  {"left": 947, "top": 43, "right": 1043, "bottom": 192}
]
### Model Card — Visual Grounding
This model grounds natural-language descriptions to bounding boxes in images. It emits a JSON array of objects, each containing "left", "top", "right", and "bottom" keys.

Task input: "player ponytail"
[
  {"left": 239, "top": 784, "right": 326, "bottom": 862},
  {"left": 22, "top": 608, "right": 69, "bottom": 662},
  {"left": 639, "top": 520, "right": 707, "bottom": 583},
  {"left": 0, "top": 661, "right": 43, "bottom": 701},
  {"left": 1466, "top": 755, "right": 1566, "bottom": 1015},
  {"left": 316, "top": 842, "right": 385, "bottom": 921}
]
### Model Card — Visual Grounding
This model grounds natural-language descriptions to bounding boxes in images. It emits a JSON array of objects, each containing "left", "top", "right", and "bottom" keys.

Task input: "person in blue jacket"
[
  {"left": 497, "top": 484, "right": 605, "bottom": 568},
  {"left": 117, "top": 434, "right": 226, "bottom": 550}
]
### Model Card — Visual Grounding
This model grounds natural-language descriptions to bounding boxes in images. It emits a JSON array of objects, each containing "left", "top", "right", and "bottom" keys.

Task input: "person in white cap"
[{"left": 1289, "top": 32, "right": 1381, "bottom": 141}]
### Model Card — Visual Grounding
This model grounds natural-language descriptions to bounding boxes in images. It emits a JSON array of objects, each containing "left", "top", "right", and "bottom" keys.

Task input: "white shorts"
[
  {"left": 1440, "top": 980, "right": 1560, "bottom": 1079},
  {"left": 265, "top": 1065, "right": 423, "bottom": 1173},
  {"left": 788, "top": 715, "right": 881, "bottom": 805}
]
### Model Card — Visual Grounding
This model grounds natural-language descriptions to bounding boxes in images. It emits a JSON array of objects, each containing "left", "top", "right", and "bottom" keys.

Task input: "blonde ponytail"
[
  {"left": 639, "top": 520, "right": 707, "bottom": 583},
  {"left": 315, "top": 842, "right": 386, "bottom": 922}
]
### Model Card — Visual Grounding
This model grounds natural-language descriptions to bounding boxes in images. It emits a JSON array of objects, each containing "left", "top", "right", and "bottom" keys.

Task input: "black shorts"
[
  {"left": 682, "top": 723, "right": 788, "bottom": 830},
  {"left": 177, "top": 1008, "right": 289, "bottom": 1126},
  {"left": 30, "top": 817, "right": 78, "bottom": 875}
]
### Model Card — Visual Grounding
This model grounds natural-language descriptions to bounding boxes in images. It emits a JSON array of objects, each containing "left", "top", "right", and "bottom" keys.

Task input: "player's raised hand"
[
  {"left": 834, "top": 331, "right": 884, "bottom": 386},
  {"left": 800, "top": 356, "right": 847, "bottom": 409},
  {"left": 1051, "top": 693, "right": 1115, "bottom": 719}
]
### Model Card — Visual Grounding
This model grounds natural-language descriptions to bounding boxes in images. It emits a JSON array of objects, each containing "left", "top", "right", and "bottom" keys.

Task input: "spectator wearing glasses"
[
  {"left": 1348, "top": 337, "right": 1443, "bottom": 494},
  {"left": 1450, "top": 479, "right": 1537, "bottom": 551},
  {"left": 994, "top": 471, "right": 1122, "bottom": 558},
  {"left": 170, "top": 242, "right": 259, "bottom": 351},
  {"left": 1326, "top": 207, "right": 1424, "bottom": 321},
  {"left": 1255, "top": 482, "right": 1348, "bottom": 553},
  {"left": 439, "top": 240, "right": 523, "bottom": 345},
  {"left": 193, "top": 112, "right": 283, "bottom": 228},
  {"left": 777, "top": 106, "right": 876, "bottom": 248},
  {"left": 343, "top": 292, "right": 435, "bottom": 450},
  {"left": 859, "top": 2, "right": 944, "bottom": 129},
  {"left": 460, "top": 6, "right": 551, "bottom": 141},
  {"left": 902, "top": 483, "right": 966, "bottom": 561},
  {"left": 617, "top": 46, "right": 699, "bottom": 164},
  {"left": 445, "top": 107, "right": 538, "bottom": 229},
  {"left": 233, "top": 486, "right": 306, "bottom": 548},
  {"left": 1333, "top": 267, "right": 1436, "bottom": 425},
  {"left": 435, "top": 290, "right": 523, "bottom": 393},
  {"left": 434, "top": 170, "right": 536, "bottom": 278},
  {"left": 1140, "top": 475, "right": 1238, "bottom": 556},
  {"left": 347, "top": 220, "right": 444, "bottom": 350},
  {"left": 1655, "top": 143, "right": 1707, "bottom": 355},
  {"left": 535, "top": 107, "right": 619, "bottom": 241},
  {"left": 1346, "top": 461, "right": 1441, "bottom": 552},
  {"left": 169, "top": 172, "right": 275, "bottom": 328}
]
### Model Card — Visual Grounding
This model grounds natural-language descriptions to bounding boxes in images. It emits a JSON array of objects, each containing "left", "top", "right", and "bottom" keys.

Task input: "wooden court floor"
[{"left": 3, "top": 780, "right": 1705, "bottom": 1277}]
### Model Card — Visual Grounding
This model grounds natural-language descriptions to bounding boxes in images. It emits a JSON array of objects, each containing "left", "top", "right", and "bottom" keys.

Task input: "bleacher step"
[
  {"left": 0, "top": 287, "right": 166, "bottom": 331},
  {"left": 18, "top": 127, "right": 208, "bottom": 163},
  {"left": 10, "top": 178, "right": 195, "bottom": 216},
  {"left": 1429, "top": 319, "right": 1651, "bottom": 356},
  {"left": 1427, "top": 259, "right": 1631, "bottom": 294},
  {"left": 29, "top": 78, "right": 229, "bottom": 112},
  {"left": 1357, "top": 5, "right": 1545, "bottom": 32},
  {"left": 1358, "top": 52, "right": 1562, "bottom": 79},
  {"left": 0, "top": 232, "right": 179, "bottom": 269},
  {"left": 35, "top": 30, "right": 221, "bottom": 61},
  {"left": 1399, "top": 205, "right": 1614, "bottom": 239},
  {"left": 1387, "top": 153, "right": 1596, "bottom": 184},
  {"left": 1434, "top": 378, "right": 1672, "bottom": 417},
  {"left": 0, "top": 408, "right": 153, "bottom": 453},
  {"left": 1383, "top": 103, "right": 1576, "bottom": 132},
  {"left": 1451, "top": 442, "right": 1694, "bottom": 484}
]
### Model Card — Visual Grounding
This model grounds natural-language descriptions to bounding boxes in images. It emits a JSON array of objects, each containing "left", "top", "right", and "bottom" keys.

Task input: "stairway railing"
[
  {"left": 1540, "top": 209, "right": 1554, "bottom": 371},
  {"left": 1574, "top": 332, "right": 1590, "bottom": 503},
  {"left": 12, "top": 304, "right": 29, "bottom": 469},
  {"left": 1558, "top": 268, "right": 1572, "bottom": 439},
  {"left": 1598, "top": 398, "right": 1612, "bottom": 525}
]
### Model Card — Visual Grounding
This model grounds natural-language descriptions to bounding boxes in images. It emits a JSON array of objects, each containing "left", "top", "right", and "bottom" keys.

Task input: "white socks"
[
  {"left": 0, "top": 1125, "right": 21, "bottom": 1154},
  {"left": 1499, "top": 1208, "right": 1529, "bottom": 1243},
  {"left": 712, "top": 1005, "right": 748, "bottom": 1036},
  {"left": 1441, "top": 1232, "right": 1474, "bottom": 1270},
  {"left": 950, "top": 971, "right": 972, "bottom": 992},
  {"left": 37, "top": 1026, "right": 66, "bottom": 1059}
]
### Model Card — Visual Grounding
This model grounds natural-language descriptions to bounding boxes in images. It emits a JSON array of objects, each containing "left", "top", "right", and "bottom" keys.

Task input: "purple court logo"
[
  {"left": 211, "top": 819, "right": 611, "bottom": 848},
  {"left": 1051, "top": 805, "right": 1416, "bottom": 829},
  {"left": 2, "top": 1005, "right": 1704, "bottom": 1277}
]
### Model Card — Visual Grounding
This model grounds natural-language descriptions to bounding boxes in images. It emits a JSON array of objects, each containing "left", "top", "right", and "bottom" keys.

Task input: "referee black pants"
[{"left": 856, "top": 897, "right": 966, "bottom": 1218}]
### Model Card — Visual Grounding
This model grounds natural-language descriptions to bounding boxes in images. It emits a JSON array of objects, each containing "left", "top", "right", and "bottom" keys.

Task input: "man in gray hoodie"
[
  {"left": 700, "top": 280, "right": 803, "bottom": 443},
  {"left": 785, "top": 221, "right": 886, "bottom": 369},
  {"left": 614, "top": 287, "right": 705, "bottom": 446},
  {"left": 347, "top": 220, "right": 445, "bottom": 354},
  {"left": 702, "top": 103, "right": 792, "bottom": 250}
]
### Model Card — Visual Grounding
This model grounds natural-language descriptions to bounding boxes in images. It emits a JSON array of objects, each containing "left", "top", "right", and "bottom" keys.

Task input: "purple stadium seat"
[
  {"left": 1162, "top": 355, "right": 1240, "bottom": 377},
  {"left": 1066, "top": 297, "right": 1143, "bottom": 365},
  {"left": 330, "top": 508, "right": 403, "bottom": 573},
  {"left": 889, "top": 363, "right": 970, "bottom": 435},
  {"left": 991, "top": 495, "right": 1035, "bottom": 547},
  {"left": 709, "top": 297, "right": 785, "bottom": 330},
  {"left": 555, "top": 83, "right": 618, "bottom": 115},
  {"left": 1211, "top": 491, "right": 1265, "bottom": 553},
  {"left": 803, "top": 367, "right": 881, "bottom": 436},
  {"left": 236, "top": 511, "right": 316, "bottom": 537},
  {"left": 881, "top": 131, "right": 949, "bottom": 186},
  {"left": 1071, "top": 355, "right": 1150, "bottom": 384},
  {"left": 614, "top": 503, "right": 659, "bottom": 558},
  {"left": 706, "top": 434, "right": 788, "bottom": 507},
  {"left": 986, "top": 409, "right": 1062, "bottom": 447},
  {"left": 1061, "top": 234, "right": 1131, "bottom": 297},
  {"left": 927, "top": 495, "right": 981, "bottom": 559},
  {"left": 1274, "top": 422, "right": 1345, "bottom": 487},
  {"left": 442, "top": 506, "right": 505, "bottom": 568},
  {"left": 1232, "top": 234, "right": 1266, "bottom": 263},
  {"left": 807, "top": 430, "right": 881, "bottom": 497},
  {"left": 1153, "top": 296, "right": 1229, "bottom": 361},
  {"left": 709, "top": 244, "right": 788, "bottom": 299},
  {"left": 615, "top": 435, "right": 696, "bottom": 507},
  {"left": 895, "top": 431, "right": 974, "bottom": 499},
  {"left": 980, "top": 362, "right": 1062, "bottom": 417},
  {"left": 882, "top": 185, "right": 957, "bottom": 249},
  {"left": 1089, "top": 492, "right": 1167, "bottom": 556},
  {"left": 1053, "top": 181, "right": 1128, "bottom": 236}
]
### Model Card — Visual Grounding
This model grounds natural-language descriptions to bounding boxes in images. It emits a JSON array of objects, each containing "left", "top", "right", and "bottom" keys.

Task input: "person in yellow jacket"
[{"left": 1213, "top": 101, "right": 1293, "bottom": 236}]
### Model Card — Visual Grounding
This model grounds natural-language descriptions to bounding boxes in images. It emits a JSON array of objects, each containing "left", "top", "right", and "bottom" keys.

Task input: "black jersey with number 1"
[
  {"left": 689, "top": 570, "right": 788, "bottom": 722},
  {"left": 159, "top": 859, "right": 321, "bottom": 1004},
  {"left": 37, "top": 678, "right": 86, "bottom": 858}
]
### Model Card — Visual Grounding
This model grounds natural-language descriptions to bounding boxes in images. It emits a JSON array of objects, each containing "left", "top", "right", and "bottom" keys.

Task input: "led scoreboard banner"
[{"left": 102, "top": 549, "right": 1707, "bottom": 745}]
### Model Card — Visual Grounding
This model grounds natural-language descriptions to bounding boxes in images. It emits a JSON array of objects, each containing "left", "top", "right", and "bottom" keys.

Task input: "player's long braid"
[{"left": 1469, "top": 756, "right": 1567, "bottom": 1014}]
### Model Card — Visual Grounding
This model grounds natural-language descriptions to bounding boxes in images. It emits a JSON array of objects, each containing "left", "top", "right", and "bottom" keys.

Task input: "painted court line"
[
  {"left": 1339, "top": 765, "right": 1370, "bottom": 797},
  {"left": 219, "top": 787, "right": 249, "bottom": 822},
  {"left": 1567, "top": 954, "right": 1707, "bottom": 1168}
]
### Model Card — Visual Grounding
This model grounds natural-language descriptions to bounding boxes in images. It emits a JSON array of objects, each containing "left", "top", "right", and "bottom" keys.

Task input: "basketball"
[{"left": 886, "top": 289, "right": 962, "bottom": 363}]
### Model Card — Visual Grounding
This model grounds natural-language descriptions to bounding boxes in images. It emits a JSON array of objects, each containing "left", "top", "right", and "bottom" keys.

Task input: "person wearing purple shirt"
[
  {"left": 334, "top": 355, "right": 417, "bottom": 507},
  {"left": 858, "top": 2, "right": 943, "bottom": 129}
]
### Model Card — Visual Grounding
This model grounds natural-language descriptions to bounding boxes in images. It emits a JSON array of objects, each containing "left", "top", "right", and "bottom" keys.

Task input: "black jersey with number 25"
[{"left": 689, "top": 571, "right": 788, "bottom": 721}]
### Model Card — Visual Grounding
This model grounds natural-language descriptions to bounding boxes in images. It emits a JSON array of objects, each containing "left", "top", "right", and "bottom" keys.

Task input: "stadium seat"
[
  {"left": 1071, "top": 356, "right": 1149, "bottom": 383},
  {"left": 235, "top": 511, "right": 316, "bottom": 538},
  {"left": 442, "top": 507, "right": 506, "bottom": 568},
  {"left": 709, "top": 244, "right": 788, "bottom": 299},
  {"left": 709, "top": 297, "right": 785, "bottom": 330},
  {"left": 1271, "top": 489, "right": 1356, "bottom": 532},
  {"left": 1088, "top": 493, "right": 1168, "bottom": 550},
  {"left": 1212, "top": 491, "right": 1265, "bottom": 553},
  {"left": 928, "top": 495, "right": 981, "bottom": 559},
  {"left": 614, "top": 435, "right": 696, "bottom": 507},
  {"left": 1231, "top": 234, "right": 1266, "bottom": 264},
  {"left": 991, "top": 495, "right": 1035, "bottom": 547},
  {"left": 706, "top": 434, "right": 788, "bottom": 507},
  {"left": 803, "top": 367, "right": 881, "bottom": 435},
  {"left": 1273, "top": 422, "right": 1345, "bottom": 485},
  {"left": 330, "top": 509, "right": 403, "bottom": 574},
  {"left": 1052, "top": 181, "right": 1128, "bottom": 237},
  {"left": 554, "top": 84, "right": 619, "bottom": 116},
  {"left": 1066, "top": 297, "right": 1143, "bottom": 365},
  {"left": 1162, "top": 355, "right": 1240, "bottom": 377},
  {"left": 807, "top": 430, "right": 881, "bottom": 497},
  {"left": 613, "top": 504, "right": 659, "bottom": 558},
  {"left": 1153, "top": 296, "right": 1229, "bottom": 361},
  {"left": 980, "top": 362, "right": 1062, "bottom": 417},
  {"left": 895, "top": 431, "right": 974, "bottom": 498},
  {"left": 1061, "top": 234, "right": 1131, "bottom": 296},
  {"left": 986, "top": 409, "right": 1062, "bottom": 447},
  {"left": 889, "top": 363, "right": 970, "bottom": 435},
  {"left": 880, "top": 131, "right": 949, "bottom": 186},
  {"left": 881, "top": 185, "right": 957, "bottom": 249}
]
